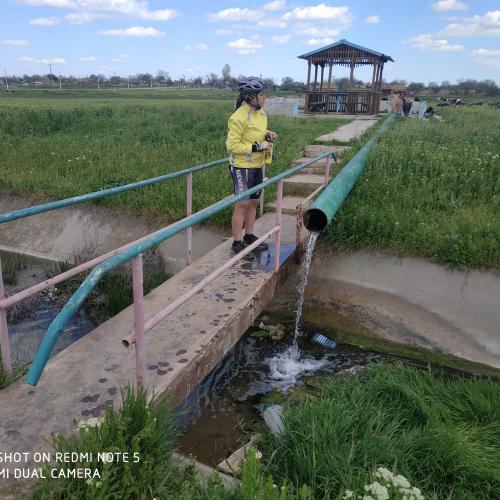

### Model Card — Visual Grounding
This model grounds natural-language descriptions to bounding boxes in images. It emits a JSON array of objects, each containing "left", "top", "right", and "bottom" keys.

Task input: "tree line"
[{"left": 3, "top": 64, "right": 499, "bottom": 96}]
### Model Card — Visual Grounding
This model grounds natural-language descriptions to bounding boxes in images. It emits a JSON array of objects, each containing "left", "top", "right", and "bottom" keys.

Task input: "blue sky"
[{"left": 1, "top": 0, "right": 499, "bottom": 83}]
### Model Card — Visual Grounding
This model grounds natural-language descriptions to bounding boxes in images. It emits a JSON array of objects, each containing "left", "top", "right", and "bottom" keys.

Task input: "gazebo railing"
[{"left": 305, "top": 90, "right": 379, "bottom": 114}]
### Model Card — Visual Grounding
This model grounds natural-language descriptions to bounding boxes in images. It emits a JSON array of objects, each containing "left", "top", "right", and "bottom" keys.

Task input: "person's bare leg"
[
  {"left": 243, "top": 199, "right": 259, "bottom": 236},
  {"left": 232, "top": 201, "right": 249, "bottom": 241}
]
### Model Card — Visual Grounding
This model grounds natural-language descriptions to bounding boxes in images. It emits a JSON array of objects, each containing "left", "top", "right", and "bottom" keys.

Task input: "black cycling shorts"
[{"left": 229, "top": 166, "right": 263, "bottom": 200}]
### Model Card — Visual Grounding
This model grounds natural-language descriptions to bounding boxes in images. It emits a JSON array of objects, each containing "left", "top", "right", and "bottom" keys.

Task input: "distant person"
[
  {"left": 226, "top": 77, "right": 278, "bottom": 259},
  {"left": 389, "top": 92, "right": 403, "bottom": 115},
  {"left": 402, "top": 93, "right": 411, "bottom": 116}
]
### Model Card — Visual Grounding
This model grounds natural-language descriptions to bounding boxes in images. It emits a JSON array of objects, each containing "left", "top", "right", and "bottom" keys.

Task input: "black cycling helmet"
[{"left": 238, "top": 77, "right": 265, "bottom": 96}]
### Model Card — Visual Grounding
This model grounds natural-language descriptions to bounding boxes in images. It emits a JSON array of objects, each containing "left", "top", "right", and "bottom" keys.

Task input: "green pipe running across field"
[{"left": 303, "top": 113, "right": 397, "bottom": 232}]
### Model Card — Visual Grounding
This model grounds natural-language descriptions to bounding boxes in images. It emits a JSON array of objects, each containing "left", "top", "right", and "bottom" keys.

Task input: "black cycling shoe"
[
  {"left": 244, "top": 233, "right": 269, "bottom": 251},
  {"left": 231, "top": 240, "right": 256, "bottom": 260}
]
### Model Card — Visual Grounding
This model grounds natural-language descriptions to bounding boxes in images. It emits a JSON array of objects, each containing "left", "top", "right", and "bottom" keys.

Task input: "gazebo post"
[
  {"left": 327, "top": 63, "right": 333, "bottom": 113},
  {"left": 306, "top": 60, "right": 311, "bottom": 90},
  {"left": 313, "top": 63, "right": 318, "bottom": 90},
  {"left": 320, "top": 63, "right": 324, "bottom": 91},
  {"left": 349, "top": 62, "right": 354, "bottom": 89}
]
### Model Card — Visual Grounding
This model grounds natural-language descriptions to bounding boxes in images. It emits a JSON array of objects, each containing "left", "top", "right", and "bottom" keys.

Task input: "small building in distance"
[
  {"left": 298, "top": 39, "right": 394, "bottom": 115},
  {"left": 381, "top": 83, "right": 407, "bottom": 97}
]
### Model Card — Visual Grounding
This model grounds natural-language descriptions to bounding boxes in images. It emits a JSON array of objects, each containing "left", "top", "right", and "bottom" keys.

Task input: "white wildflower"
[
  {"left": 254, "top": 450, "right": 262, "bottom": 460},
  {"left": 362, "top": 496, "right": 374, "bottom": 500},
  {"left": 365, "top": 481, "right": 389, "bottom": 500},
  {"left": 375, "top": 467, "right": 394, "bottom": 482},
  {"left": 393, "top": 474, "right": 411, "bottom": 489},
  {"left": 77, "top": 416, "right": 103, "bottom": 431},
  {"left": 343, "top": 491, "right": 354, "bottom": 499}
]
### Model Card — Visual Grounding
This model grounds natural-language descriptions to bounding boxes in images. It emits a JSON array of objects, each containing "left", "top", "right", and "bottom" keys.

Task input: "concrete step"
[
  {"left": 283, "top": 174, "right": 325, "bottom": 196},
  {"left": 266, "top": 195, "right": 304, "bottom": 214},
  {"left": 292, "top": 156, "right": 341, "bottom": 175},
  {"left": 304, "top": 144, "right": 352, "bottom": 158}
]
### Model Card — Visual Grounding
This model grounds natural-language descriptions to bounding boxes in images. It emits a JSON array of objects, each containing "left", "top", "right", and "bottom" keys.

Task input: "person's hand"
[
  {"left": 266, "top": 132, "right": 278, "bottom": 142},
  {"left": 252, "top": 141, "right": 272, "bottom": 152}
]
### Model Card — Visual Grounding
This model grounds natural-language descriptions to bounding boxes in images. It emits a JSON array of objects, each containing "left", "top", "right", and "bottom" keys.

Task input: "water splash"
[
  {"left": 293, "top": 231, "right": 319, "bottom": 345},
  {"left": 265, "top": 231, "right": 323, "bottom": 388}
]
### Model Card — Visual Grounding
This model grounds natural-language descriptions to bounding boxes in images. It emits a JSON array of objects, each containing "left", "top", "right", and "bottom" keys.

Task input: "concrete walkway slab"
[
  {"left": 284, "top": 174, "right": 325, "bottom": 196},
  {"left": 304, "top": 145, "right": 351, "bottom": 158},
  {"left": 0, "top": 211, "right": 306, "bottom": 473},
  {"left": 316, "top": 119, "right": 378, "bottom": 143},
  {"left": 266, "top": 196, "right": 303, "bottom": 215}
]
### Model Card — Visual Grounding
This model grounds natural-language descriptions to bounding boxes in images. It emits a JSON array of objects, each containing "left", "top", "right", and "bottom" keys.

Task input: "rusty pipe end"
[
  {"left": 122, "top": 337, "right": 133, "bottom": 348},
  {"left": 303, "top": 208, "right": 328, "bottom": 232}
]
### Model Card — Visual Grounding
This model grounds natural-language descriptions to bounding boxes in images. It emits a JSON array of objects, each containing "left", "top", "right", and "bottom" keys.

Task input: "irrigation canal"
[{"left": 0, "top": 209, "right": 308, "bottom": 473}]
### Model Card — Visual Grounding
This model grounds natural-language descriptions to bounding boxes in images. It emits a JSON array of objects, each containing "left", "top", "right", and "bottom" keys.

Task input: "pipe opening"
[
  {"left": 122, "top": 339, "right": 131, "bottom": 348},
  {"left": 303, "top": 208, "right": 328, "bottom": 233}
]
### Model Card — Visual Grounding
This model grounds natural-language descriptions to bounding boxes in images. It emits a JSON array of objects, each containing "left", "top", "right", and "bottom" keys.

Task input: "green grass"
[
  {"left": 1, "top": 91, "right": 498, "bottom": 268},
  {"left": 258, "top": 362, "right": 500, "bottom": 500},
  {"left": 0, "top": 91, "right": 344, "bottom": 226},
  {"left": 324, "top": 107, "right": 500, "bottom": 268},
  {"left": 30, "top": 386, "right": 310, "bottom": 500}
]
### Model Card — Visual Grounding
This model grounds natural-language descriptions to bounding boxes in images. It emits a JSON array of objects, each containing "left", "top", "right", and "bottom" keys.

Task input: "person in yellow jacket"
[{"left": 226, "top": 77, "right": 278, "bottom": 259}]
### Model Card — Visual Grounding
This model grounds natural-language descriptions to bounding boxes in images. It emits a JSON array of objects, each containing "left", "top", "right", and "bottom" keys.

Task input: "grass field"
[
  {"left": 324, "top": 107, "right": 500, "bottom": 268},
  {"left": 259, "top": 362, "right": 500, "bottom": 500},
  {"left": 1, "top": 89, "right": 499, "bottom": 268},
  {"left": 0, "top": 89, "right": 344, "bottom": 225}
]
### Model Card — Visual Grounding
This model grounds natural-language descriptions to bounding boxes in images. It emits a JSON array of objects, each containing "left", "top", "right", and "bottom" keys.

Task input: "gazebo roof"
[{"left": 298, "top": 39, "right": 394, "bottom": 64}]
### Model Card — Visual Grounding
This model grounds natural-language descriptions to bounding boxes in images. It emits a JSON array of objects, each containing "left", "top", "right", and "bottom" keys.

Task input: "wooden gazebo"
[{"left": 299, "top": 39, "right": 394, "bottom": 115}]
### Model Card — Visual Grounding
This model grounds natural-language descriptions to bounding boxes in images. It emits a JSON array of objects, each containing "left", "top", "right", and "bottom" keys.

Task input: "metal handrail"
[
  {"left": 25, "top": 151, "right": 335, "bottom": 386},
  {"left": 0, "top": 156, "right": 231, "bottom": 375},
  {"left": 0, "top": 158, "right": 229, "bottom": 225}
]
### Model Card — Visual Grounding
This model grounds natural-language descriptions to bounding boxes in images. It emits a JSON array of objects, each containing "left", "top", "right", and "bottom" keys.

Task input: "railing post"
[
  {"left": 296, "top": 203, "right": 303, "bottom": 256},
  {"left": 0, "top": 256, "right": 12, "bottom": 374},
  {"left": 259, "top": 166, "right": 266, "bottom": 217},
  {"left": 186, "top": 172, "right": 193, "bottom": 266},
  {"left": 324, "top": 154, "right": 331, "bottom": 185},
  {"left": 132, "top": 254, "right": 145, "bottom": 387},
  {"left": 274, "top": 179, "right": 283, "bottom": 273}
]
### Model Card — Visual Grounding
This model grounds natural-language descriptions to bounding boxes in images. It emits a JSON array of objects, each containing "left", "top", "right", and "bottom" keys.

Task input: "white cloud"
[
  {"left": 65, "top": 12, "right": 104, "bottom": 24},
  {"left": 226, "top": 38, "right": 263, "bottom": 54},
  {"left": 438, "top": 10, "right": 500, "bottom": 37},
  {"left": 306, "top": 37, "right": 333, "bottom": 46},
  {"left": 100, "top": 26, "right": 165, "bottom": 37},
  {"left": 271, "top": 35, "right": 290, "bottom": 44},
  {"left": 0, "top": 39, "right": 31, "bottom": 46},
  {"left": 283, "top": 4, "right": 353, "bottom": 24},
  {"left": 404, "top": 34, "right": 464, "bottom": 51},
  {"left": 365, "top": 15, "right": 380, "bottom": 24},
  {"left": 432, "top": 1, "right": 468, "bottom": 12},
  {"left": 469, "top": 48, "right": 500, "bottom": 56},
  {"left": 263, "top": 0, "right": 286, "bottom": 11},
  {"left": 209, "top": 8, "right": 263, "bottom": 22},
  {"left": 20, "top": 0, "right": 76, "bottom": 7},
  {"left": 19, "top": 0, "right": 178, "bottom": 24},
  {"left": 184, "top": 43, "right": 208, "bottom": 51},
  {"left": 474, "top": 58, "right": 500, "bottom": 68},
  {"left": 215, "top": 28, "right": 238, "bottom": 35},
  {"left": 29, "top": 17, "right": 60, "bottom": 26},
  {"left": 294, "top": 25, "right": 340, "bottom": 37},
  {"left": 257, "top": 19, "right": 287, "bottom": 28},
  {"left": 18, "top": 56, "right": 66, "bottom": 64},
  {"left": 80, "top": 55, "right": 96, "bottom": 61}
]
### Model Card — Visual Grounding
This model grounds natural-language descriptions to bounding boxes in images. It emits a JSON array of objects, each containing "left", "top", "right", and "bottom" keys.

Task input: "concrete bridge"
[{"left": 0, "top": 138, "right": 353, "bottom": 475}]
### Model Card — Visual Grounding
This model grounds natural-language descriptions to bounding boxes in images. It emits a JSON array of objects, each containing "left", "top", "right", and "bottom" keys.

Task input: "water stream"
[{"left": 264, "top": 232, "right": 326, "bottom": 386}]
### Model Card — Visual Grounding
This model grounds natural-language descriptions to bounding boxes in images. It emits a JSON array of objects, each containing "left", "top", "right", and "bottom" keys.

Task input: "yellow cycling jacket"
[{"left": 226, "top": 102, "right": 269, "bottom": 169}]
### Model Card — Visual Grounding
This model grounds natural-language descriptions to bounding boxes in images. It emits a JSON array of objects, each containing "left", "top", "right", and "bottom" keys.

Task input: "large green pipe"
[{"left": 303, "top": 114, "right": 396, "bottom": 232}]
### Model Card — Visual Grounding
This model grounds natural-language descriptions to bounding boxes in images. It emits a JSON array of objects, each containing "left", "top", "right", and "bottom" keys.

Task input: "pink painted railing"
[{"left": 0, "top": 162, "right": 233, "bottom": 375}]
